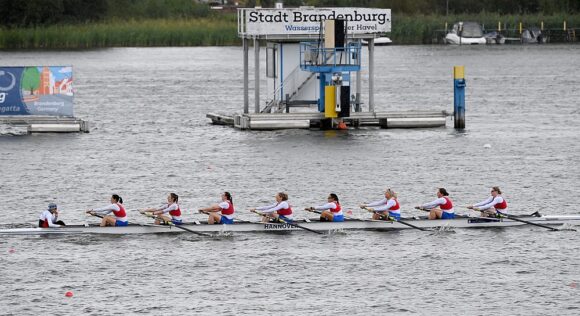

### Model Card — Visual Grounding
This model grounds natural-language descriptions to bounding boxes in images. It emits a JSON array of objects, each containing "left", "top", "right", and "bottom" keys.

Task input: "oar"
[
  {"left": 304, "top": 207, "right": 366, "bottom": 222},
  {"left": 364, "top": 207, "right": 427, "bottom": 231},
  {"left": 251, "top": 210, "right": 323, "bottom": 235},
  {"left": 86, "top": 211, "right": 104, "bottom": 219},
  {"left": 496, "top": 211, "right": 560, "bottom": 231},
  {"left": 140, "top": 211, "right": 210, "bottom": 237}
]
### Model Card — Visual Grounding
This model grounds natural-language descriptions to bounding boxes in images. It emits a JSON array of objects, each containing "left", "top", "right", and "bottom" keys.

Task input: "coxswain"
[
  {"left": 250, "top": 192, "right": 292, "bottom": 223},
  {"left": 38, "top": 203, "right": 65, "bottom": 228},
  {"left": 198, "top": 192, "right": 235, "bottom": 224},
  {"left": 416, "top": 188, "right": 454, "bottom": 220},
  {"left": 467, "top": 186, "right": 508, "bottom": 217},
  {"left": 306, "top": 193, "right": 343, "bottom": 222},
  {"left": 360, "top": 188, "right": 401, "bottom": 220},
  {"left": 86, "top": 194, "right": 128, "bottom": 227},
  {"left": 143, "top": 193, "right": 182, "bottom": 225}
]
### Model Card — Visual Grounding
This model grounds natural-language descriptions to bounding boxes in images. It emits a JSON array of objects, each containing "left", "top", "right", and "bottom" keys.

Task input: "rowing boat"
[{"left": 1, "top": 213, "right": 578, "bottom": 235}]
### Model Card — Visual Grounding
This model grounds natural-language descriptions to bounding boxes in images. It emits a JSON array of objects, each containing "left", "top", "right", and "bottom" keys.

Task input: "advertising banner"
[
  {"left": 0, "top": 66, "right": 74, "bottom": 116},
  {"left": 242, "top": 8, "right": 391, "bottom": 36}
]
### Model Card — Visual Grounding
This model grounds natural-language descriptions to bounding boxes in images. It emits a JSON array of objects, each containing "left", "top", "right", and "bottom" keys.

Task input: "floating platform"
[
  {"left": 0, "top": 116, "right": 90, "bottom": 133},
  {"left": 207, "top": 111, "right": 450, "bottom": 130}
]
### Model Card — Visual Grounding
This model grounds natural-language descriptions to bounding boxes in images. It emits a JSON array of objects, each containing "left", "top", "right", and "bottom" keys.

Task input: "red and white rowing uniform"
[
  {"left": 94, "top": 203, "right": 128, "bottom": 222},
  {"left": 38, "top": 210, "right": 61, "bottom": 228},
  {"left": 367, "top": 197, "right": 400, "bottom": 216},
  {"left": 315, "top": 202, "right": 343, "bottom": 216},
  {"left": 474, "top": 196, "right": 508, "bottom": 213},
  {"left": 257, "top": 201, "right": 293, "bottom": 219},
  {"left": 159, "top": 202, "right": 182, "bottom": 221},
  {"left": 422, "top": 197, "right": 454, "bottom": 214},
  {"left": 218, "top": 200, "right": 235, "bottom": 220}
]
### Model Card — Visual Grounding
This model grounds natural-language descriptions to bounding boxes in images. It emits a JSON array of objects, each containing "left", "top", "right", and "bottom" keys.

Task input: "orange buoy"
[
  {"left": 337, "top": 121, "right": 347, "bottom": 130},
  {"left": 65, "top": 291, "right": 73, "bottom": 297}
]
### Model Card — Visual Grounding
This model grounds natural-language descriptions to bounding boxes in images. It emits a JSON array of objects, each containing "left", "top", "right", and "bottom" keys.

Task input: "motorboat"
[
  {"left": 361, "top": 36, "right": 392, "bottom": 46},
  {"left": 521, "top": 27, "right": 547, "bottom": 44},
  {"left": 445, "top": 22, "right": 487, "bottom": 45},
  {"left": 484, "top": 31, "right": 506, "bottom": 44}
]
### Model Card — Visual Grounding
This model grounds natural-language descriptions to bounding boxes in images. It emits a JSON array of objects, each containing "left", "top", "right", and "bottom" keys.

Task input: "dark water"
[{"left": 1, "top": 45, "right": 579, "bottom": 315}]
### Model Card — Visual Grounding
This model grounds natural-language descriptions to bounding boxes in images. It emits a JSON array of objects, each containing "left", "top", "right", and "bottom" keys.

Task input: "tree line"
[
  {"left": 1, "top": 0, "right": 578, "bottom": 28},
  {"left": 0, "top": 0, "right": 210, "bottom": 27}
]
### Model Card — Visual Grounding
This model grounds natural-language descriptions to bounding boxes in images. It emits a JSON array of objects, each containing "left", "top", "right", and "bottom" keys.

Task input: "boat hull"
[{"left": 1, "top": 215, "right": 578, "bottom": 235}]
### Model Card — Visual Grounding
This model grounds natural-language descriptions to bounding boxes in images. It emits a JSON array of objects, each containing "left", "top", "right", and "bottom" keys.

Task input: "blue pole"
[{"left": 453, "top": 66, "right": 466, "bottom": 129}]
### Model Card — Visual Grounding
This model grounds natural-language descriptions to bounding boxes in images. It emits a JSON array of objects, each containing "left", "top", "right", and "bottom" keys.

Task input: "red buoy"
[
  {"left": 65, "top": 291, "right": 73, "bottom": 297},
  {"left": 8, "top": 248, "right": 15, "bottom": 254}
]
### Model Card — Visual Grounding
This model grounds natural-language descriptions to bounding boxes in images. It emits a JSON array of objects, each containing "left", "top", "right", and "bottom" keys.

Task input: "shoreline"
[{"left": 0, "top": 14, "right": 578, "bottom": 49}]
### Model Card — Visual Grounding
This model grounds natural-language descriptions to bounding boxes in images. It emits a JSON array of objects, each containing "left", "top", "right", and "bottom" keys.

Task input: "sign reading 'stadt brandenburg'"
[{"left": 241, "top": 8, "right": 391, "bottom": 36}]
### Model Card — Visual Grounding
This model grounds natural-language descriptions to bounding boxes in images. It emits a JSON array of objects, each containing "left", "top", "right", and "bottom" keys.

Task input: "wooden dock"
[
  {"left": 207, "top": 110, "right": 450, "bottom": 130},
  {"left": 0, "top": 116, "right": 90, "bottom": 133}
]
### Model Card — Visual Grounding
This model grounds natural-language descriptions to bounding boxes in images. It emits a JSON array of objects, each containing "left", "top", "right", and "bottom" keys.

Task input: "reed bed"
[
  {"left": 0, "top": 18, "right": 239, "bottom": 49},
  {"left": 0, "top": 14, "right": 578, "bottom": 48}
]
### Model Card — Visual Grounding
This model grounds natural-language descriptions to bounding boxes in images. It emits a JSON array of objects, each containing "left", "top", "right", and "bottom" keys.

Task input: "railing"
[
  {"left": 300, "top": 42, "right": 361, "bottom": 72},
  {"left": 263, "top": 64, "right": 314, "bottom": 113}
]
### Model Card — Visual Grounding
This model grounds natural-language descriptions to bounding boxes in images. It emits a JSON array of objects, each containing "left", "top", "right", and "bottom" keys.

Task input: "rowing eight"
[{"left": 0, "top": 213, "right": 578, "bottom": 235}]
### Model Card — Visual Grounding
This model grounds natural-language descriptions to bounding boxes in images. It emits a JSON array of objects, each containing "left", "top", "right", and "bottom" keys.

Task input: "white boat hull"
[
  {"left": 445, "top": 34, "right": 487, "bottom": 45},
  {"left": 1, "top": 215, "right": 578, "bottom": 235}
]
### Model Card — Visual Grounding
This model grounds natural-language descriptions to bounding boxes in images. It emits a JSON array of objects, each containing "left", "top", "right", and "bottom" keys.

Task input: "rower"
[
  {"left": 467, "top": 186, "right": 508, "bottom": 217},
  {"left": 250, "top": 192, "right": 292, "bottom": 223},
  {"left": 143, "top": 193, "right": 182, "bottom": 225},
  {"left": 415, "top": 188, "right": 454, "bottom": 220},
  {"left": 306, "top": 193, "right": 343, "bottom": 222},
  {"left": 198, "top": 192, "right": 235, "bottom": 224},
  {"left": 360, "top": 188, "right": 401, "bottom": 220},
  {"left": 38, "top": 203, "right": 66, "bottom": 228},
  {"left": 86, "top": 194, "right": 128, "bottom": 227}
]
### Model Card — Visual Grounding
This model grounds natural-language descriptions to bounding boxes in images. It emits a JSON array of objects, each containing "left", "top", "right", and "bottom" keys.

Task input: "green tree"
[{"left": 21, "top": 67, "right": 40, "bottom": 95}]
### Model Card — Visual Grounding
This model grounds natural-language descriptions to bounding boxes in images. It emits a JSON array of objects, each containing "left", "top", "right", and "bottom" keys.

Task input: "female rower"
[
  {"left": 86, "top": 194, "right": 128, "bottom": 227},
  {"left": 360, "top": 188, "right": 401, "bottom": 220},
  {"left": 306, "top": 193, "right": 343, "bottom": 222},
  {"left": 198, "top": 192, "right": 235, "bottom": 224},
  {"left": 143, "top": 193, "right": 182, "bottom": 225},
  {"left": 415, "top": 188, "right": 454, "bottom": 220},
  {"left": 250, "top": 192, "right": 292, "bottom": 223},
  {"left": 467, "top": 186, "right": 508, "bottom": 217},
  {"left": 38, "top": 203, "right": 65, "bottom": 228}
]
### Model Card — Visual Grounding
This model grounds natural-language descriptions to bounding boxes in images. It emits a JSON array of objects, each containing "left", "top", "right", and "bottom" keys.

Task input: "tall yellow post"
[
  {"left": 519, "top": 22, "right": 522, "bottom": 34},
  {"left": 541, "top": 21, "right": 544, "bottom": 31},
  {"left": 498, "top": 21, "right": 501, "bottom": 32},
  {"left": 564, "top": 21, "right": 567, "bottom": 31},
  {"left": 324, "top": 86, "right": 337, "bottom": 118}
]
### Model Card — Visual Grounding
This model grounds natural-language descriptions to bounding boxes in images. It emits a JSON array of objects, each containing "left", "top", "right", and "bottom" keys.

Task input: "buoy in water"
[
  {"left": 483, "top": 144, "right": 491, "bottom": 149},
  {"left": 65, "top": 291, "right": 73, "bottom": 297},
  {"left": 8, "top": 248, "right": 15, "bottom": 253},
  {"left": 337, "top": 121, "right": 347, "bottom": 130}
]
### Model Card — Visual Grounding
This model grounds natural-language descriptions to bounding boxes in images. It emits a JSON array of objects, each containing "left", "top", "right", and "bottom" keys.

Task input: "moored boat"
[
  {"left": 1, "top": 213, "right": 578, "bottom": 235},
  {"left": 445, "top": 21, "right": 487, "bottom": 45}
]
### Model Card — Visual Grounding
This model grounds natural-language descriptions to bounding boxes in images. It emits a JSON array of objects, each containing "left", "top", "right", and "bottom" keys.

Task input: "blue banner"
[{"left": 0, "top": 66, "right": 74, "bottom": 116}]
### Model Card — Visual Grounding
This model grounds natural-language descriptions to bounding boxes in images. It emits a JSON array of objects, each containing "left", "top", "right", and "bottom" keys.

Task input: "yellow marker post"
[
  {"left": 519, "top": 22, "right": 522, "bottom": 34},
  {"left": 564, "top": 21, "right": 567, "bottom": 31},
  {"left": 541, "top": 21, "right": 544, "bottom": 31},
  {"left": 498, "top": 21, "right": 501, "bottom": 32},
  {"left": 324, "top": 86, "right": 337, "bottom": 118}
]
